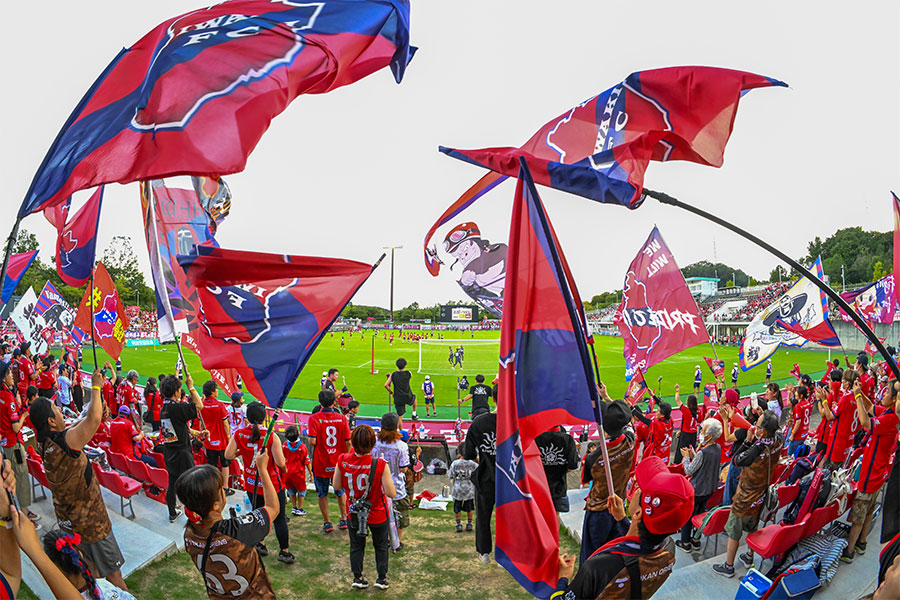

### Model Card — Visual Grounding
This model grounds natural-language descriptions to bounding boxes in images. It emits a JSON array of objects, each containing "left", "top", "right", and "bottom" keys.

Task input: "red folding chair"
[
  {"left": 801, "top": 503, "right": 839, "bottom": 539},
  {"left": 107, "top": 452, "right": 131, "bottom": 477},
  {"left": 777, "top": 484, "right": 799, "bottom": 509},
  {"left": 771, "top": 463, "right": 788, "bottom": 484},
  {"left": 125, "top": 457, "right": 152, "bottom": 485},
  {"left": 147, "top": 451, "right": 165, "bottom": 469},
  {"left": 26, "top": 457, "right": 49, "bottom": 501},
  {"left": 746, "top": 521, "right": 806, "bottom": 571},
  {"left": 707, "top": 484, "right": 725, "bottom": 509},
  {"left": 691, "top": 505, "right": 731, "bottom": 555},
  {"left": 96, "top": 470, "right": 141, "bottom": 519}
]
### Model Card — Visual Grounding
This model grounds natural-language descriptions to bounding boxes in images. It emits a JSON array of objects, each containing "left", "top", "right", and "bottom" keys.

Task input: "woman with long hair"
[
  {"left": 672, "top": 384, "right": 700, "bottom": 464},
  {"left": 333, "top": 424, "right": 397, "bottom": 590},
  {"left": 225, "top": 401, "right": 293, "bottom": 563}
]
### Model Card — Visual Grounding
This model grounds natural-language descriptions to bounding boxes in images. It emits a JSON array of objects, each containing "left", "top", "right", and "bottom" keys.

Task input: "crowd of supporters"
[
  {"left": 0, "top": 336, "right": 898, "bottom": 599},
  {"left": 123, "top": 307, "right": 157, "bottom": 337}
]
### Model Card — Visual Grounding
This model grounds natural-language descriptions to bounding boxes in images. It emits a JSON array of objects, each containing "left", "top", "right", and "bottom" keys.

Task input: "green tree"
[
  {"left": 769, "top": 265, "right": 788, "bottom": 283},
  {"left": 101, "top": 236, "right": 154, "bottom": 310},
  {"left": 805, "top": 227, "right": 891, "bottom": 286},
  {"left": 681, "top": 261, "right": 756, "bottom": 287},
  {"left": 873, "top": 260, "right": 887, "bottom": 281}
]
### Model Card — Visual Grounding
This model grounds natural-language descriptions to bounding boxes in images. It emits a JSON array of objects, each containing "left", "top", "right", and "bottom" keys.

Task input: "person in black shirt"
[
  {"left": 384, "top": 358, "right": 418, "bottom": 421},
  {"left": 459, "top": 374, "right": 492, "bottom": 417},
  {"left": 535, "top": 426, "right": 579, "bottom": 514},
  {"left": 160, "top": 373, "right": 205, "bottom": 522},
  {"left": 461, "top": 411, "right": 496, "bottom": 564}
]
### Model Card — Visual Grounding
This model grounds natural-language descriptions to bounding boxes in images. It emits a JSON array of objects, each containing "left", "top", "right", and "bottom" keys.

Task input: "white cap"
[
  {"left": 733, "top": 362, "right": 738, "bottom": 366},
  {"left": 695, "top": 365, "right": 700, "bottom": 369},
  {"left": 322, "top": 371, "right": 327, "bottom": 376},
  {"left": 425, "top": 375, "right": 430, "bottom": 381}
]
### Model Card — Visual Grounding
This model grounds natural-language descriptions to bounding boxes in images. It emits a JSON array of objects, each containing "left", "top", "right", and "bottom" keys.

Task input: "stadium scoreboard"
[{"left": 440, "top": 305, "right": 480, "bottom": 323}]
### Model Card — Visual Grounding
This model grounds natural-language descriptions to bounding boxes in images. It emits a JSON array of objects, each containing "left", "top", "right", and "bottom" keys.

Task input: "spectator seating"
[
  {"left": 26, "top": 457, "right": 50, "bottom": 501},
  {"left": 95, "top": 468, "right": 142, "bottom": 519},
  {"left": 147, "top": 451, "right": 165, "bottom": 469},
  {"left": 691, "top": 505, "right": 731, "bottom": 555},
  {"left": 107, "top": 451, "right": 131, "bottom": 475},
  {"left": 746, "top": 521, "right": 806, "bottom": 571},
  {"left": 125, "top": 456, "right": 168, "bottom": 504},
  {"left": 802, "top": 502, "right": 839, "bottom": 538}
]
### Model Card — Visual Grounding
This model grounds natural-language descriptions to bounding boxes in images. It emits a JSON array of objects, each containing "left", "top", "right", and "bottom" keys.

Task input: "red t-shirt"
[
  {"left": 819, "top": 384, "right": 842, "bottom": 445},
  {"left": 0, "top": 388, "right": 22, "bottom": 448},
  {"left": 856, "top": 408, "right": 899, "bottom": 493},
  {"left": 16, "top": 357, "right": 34, "bottom": 396},
  {"left": 36, "top": 370, "right": 56, "bottom": 391},
  {"left": 102, "top": 380, "right": 115, "bottom": 413},
  {"left": 232, "top": 425, "right": 283, "bottom": 494},
  {"left": 792, "top": 400, "right": 811, "bottom": 441},
  {"left": 109, "top": 417, "right": 140, "bottom": 458},
  {"left": 200, "top": 398, "right": 229, "bottom": 450},
  {"left": 337, "top": 452, "right": 389, "bottom": 525},
  {"left": 679, "top": 405, "right": 698, "bottom": 434},
  {"left": 645, "top": 418, "right": 674, "bottom": 464},
  {"left": 713, "top": 412, "right": 751, "bottom": 461},
  {"left": 308, "top": 409, "right": 351, "bottom": 478},
  {"left": 283, "top": 440, "right": 310, "bottom": 491},
  {"left": 825, "top": 393, "right": 858, "bottom": 463},
  {"left": 860, "top": 372, "right": 875, "bottom": 399},
  {"left": 146, "top": 390, "right": 162, "bottom": 421}
]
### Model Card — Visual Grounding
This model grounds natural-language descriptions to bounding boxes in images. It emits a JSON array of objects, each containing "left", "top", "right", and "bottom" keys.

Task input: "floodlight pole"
[
  {"left": 644, "top": 188, "right": 900, "bottom": 380},
  {"left": 383, "top": 245, "right": 403, "bottom": 323}
]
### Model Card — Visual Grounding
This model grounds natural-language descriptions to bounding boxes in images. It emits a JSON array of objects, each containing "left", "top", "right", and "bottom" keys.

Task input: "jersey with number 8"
[{"left": 308, "top": 409, "right": 351, "bottom": 478}]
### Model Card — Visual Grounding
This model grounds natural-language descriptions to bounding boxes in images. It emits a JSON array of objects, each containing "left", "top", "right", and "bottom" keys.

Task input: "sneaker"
[
  {"left": 278, "top": 550, "right": 295, "bottom": 564},
  {"left": 465, "top": 522, "right": 473, "bottom": 532},
  {"left": 256, "top": 543, "right": 269, "bottom": 557},
  {"left": 713, "top": 563, "right": 735, "bottom": 578},
  {"left": 480, "top": 553, "right": 491, "bottom": 564},
  {"left": 351, "top": 577, "right": 369, "bottom": 589},
  {"left": 25, "top": 510, "right": 40, "bottom": 521},
  {"left": 855, "top": 541, "right": 867, "bottom": 555},
  {"left": 338, "top": 518, "right": 349, "bottom": 530},
  {"left": 840, "top": 549, "right": 854, "bottom": 564},
  {"left": 412, "top": 414, "right": 419, "bottom": 421},
  {"left": 374, "top": 578, "right": 389, "bottom": 590},
  {"left": 739, "top": 551, "right": 754, "bottom": 569},
  {"left": 296, "top": 508, "right": 307, "bottom": 515},
  {"left": 292, "top": 508, "right": 302, "bottom": 516},
  {"left": 168, "top": 509, "right": 182, "bottom": 522},
  {"left": 674, "top": 540, "right": 693, "bottom": 553},
  {"left": 323, "top": 521, "right": 334, "bottom": 534},
  {"left": 691, "top": 539, "right": 701, "bottom": 550},
  {"left": 456, "top": 523, "right": 463, "bottom": 533}
]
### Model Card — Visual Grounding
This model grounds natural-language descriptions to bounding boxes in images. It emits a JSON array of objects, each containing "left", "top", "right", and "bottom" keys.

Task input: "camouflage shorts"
[{"left": 849, "top": 488, "right": 880, "bottom": 524}]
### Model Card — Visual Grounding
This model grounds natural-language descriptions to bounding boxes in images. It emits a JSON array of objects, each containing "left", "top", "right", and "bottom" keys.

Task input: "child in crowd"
[
  {"left": 43, "top": 530, "right": 137, "bottom": 600},
  {"left": 191, "top": 438, "right": 207, "bottom": 466},
  {"left": 283, "top": 425, "right": 312, "bottom": 516},
  {"left": 447, "top": 446, "right": 477, "bottom": 532},
  {"left": 177, "top": 455, "right": 279, "bottom": 599},
  {"left": 580, "top": 441, "right": 598, "bottom": 488},
  {"left": 347, "top": 400, "right": 360, "bottom": 430}
]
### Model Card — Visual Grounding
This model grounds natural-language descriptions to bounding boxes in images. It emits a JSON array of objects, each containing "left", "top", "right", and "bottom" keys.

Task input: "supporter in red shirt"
[
  {"left": 822, "top": 369, "right": 860, "bottom": 469},
  {"left": 191, "top": 438, "right": 207, "bottom": 466},
  {"left": 788, "top": 384, "right": 812, "bottom": 456},
  {"left": 35, "top": 357, "right": 57, "bottom": 398},
  {"left": 841, "top": 378, "right": 900, "bottom": 562},
  {"left": 672, "top": 384, "right": 699, "bottom": 465},
  {"left": 199, "top": 381, "right": 233, "bottom": 495},
  {"left": 333, "top": 424, "right": 397, "bottom": 589},
  {"left": 713, "top": 388, "right": 751, "bottom": 462},
  {"left": 109, "top": 406, "right": 157, "bottom": 467},
  {"left": 308, "top": 389, "right": 351, "bottom": 533},
  {"left": 0, "top": 360, "right": 39, "bottom": 524},
  {"left": 121, "top": 370, "right": 142, "bottom": 425},
  {"left": 283, "top": 425, "right": 312, "bottom": 516},
  {"left": 226, "top": 401, "right": 293, "bottom": 564},
  {"left": 815, "top": 372, "right": 843, "bottom": 454},
  {"left": 16, "top": 343, "right": 36, "bottom": 400},
  {"left": 144, "top": 377, "right": 163, "bottom": 431},
  {"left": 633, "top": 401, "right": 674, "bottom": 464}
]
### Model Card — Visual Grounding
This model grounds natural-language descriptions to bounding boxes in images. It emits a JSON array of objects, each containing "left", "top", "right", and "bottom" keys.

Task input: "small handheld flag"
[
  {"left": 625, "top": 367, "right": 649, "bottom": 405},
  {"left": 704, "top": 356, "right": 725, "bottom": 377}
]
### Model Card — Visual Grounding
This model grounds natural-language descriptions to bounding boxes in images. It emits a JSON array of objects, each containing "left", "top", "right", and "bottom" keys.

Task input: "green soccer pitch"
[{"left": 80, "top": 329, "right": 838, "bottom": 418}]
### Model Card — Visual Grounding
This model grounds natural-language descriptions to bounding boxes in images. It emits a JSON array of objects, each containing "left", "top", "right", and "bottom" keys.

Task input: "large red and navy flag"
[
  {"left": 73, "top": 262, "right": 130, "bottom": 360},
  {"left": 18, "top": 0, "right": 415, "bottom": 218},
  {"left": 1, "top": 250, "right": 39, "bottom": 305},
  {"left": 55, "top": 187, "right": 104, "bottom": 287},
  {"left": 178, "top": 246, "right": 379, "bottom": 408},
  {"left": 439, "top": 67, "right": 784, "bottom": 210},
  {"left": 496, "top": 162, "right": 596, "bottom": 598}
]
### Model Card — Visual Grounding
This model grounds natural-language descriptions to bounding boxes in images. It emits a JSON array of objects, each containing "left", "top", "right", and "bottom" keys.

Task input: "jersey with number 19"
[{"left": 308, "top": 409, "right": 351, "bottom": 478}]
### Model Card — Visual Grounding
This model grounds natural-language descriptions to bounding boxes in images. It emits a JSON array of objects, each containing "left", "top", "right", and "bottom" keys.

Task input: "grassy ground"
[
  {"left": 80, "top": 329, "right": 835, "bottom": 417},
  {"left": 125, "top": 488, "right": 580, "bottom": 600}
]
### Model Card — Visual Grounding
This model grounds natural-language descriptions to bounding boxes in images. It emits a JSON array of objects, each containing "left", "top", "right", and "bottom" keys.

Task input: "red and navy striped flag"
[
  {"left": 178, "top": 246, "right": 379, "bottom": 408},
  {"left": 0, "top": 251, "right": 39, "bottom": 305},
  {"left": 495, "top": 161, "right": 596, "bottom": 598}
]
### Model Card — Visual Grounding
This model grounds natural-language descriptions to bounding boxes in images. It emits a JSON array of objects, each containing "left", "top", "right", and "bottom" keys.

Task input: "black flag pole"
[
  {"left": 89, "top": 269, "right": 98, "bottom": 368},
  {"left": 644, "top": 189, "right": 900, "bottom": 381}
]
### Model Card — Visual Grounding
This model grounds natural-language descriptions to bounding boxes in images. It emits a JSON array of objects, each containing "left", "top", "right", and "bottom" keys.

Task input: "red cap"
[
  {"left": 724, "top": 388, "right": 740, "bottom": 408},
  {"left": 634, "top": 456, "right": 694, "bottom": 535}
]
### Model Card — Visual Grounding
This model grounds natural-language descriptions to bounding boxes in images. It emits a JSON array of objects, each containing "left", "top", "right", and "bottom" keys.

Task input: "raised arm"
[
  {"left": 383, "top": 373, "right": 393, "bottom": 392},
  {"left": 673, "top": 384, "right": 682, "bottom": 407},
  {"left": 65, "top": 369, "right": 104, "bottom": 451},
  {"left": 254, "top": 451, "right": 279, "bottom": 522},
  {"left": 853, "top": 380, "right": 873, "bottom": 430}
]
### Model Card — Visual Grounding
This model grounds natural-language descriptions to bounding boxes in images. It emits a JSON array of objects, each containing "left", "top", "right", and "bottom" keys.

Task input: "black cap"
[
  {"left": 381, "top": 412, "right": 400, "bottom": 431},
  {"left": 19, "top": 341, "right": 31, "bottom": 352},
  {"left": 601, "top": 400, "right": 631, "bottom": 438},
  {"left": 246, "top": 401, "right": 267, "bottom": 424}
]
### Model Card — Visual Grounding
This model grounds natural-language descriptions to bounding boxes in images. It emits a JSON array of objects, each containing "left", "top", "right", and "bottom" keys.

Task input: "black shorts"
[
  {"left": 205, "top": 448, "right": 231, "bottom": 468},
  {"left": 453, "top": 499, "right": 474, "bottom": 513},
  {"left": 394, "top": 402, "right": 407, "bottom": 417}
]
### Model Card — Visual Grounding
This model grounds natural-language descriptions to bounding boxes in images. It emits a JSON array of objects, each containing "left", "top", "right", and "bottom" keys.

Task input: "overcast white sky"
[{"left": 2, "top": 1, "right": 898, "bottom": 309}]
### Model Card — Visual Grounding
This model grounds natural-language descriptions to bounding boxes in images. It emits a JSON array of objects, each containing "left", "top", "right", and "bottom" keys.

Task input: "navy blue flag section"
[
  {"left": 178, "top": 246, "right": 382, "bottom": 409},
  {"left": 495, "top": 161, "right": 600, "bottom": 597}
]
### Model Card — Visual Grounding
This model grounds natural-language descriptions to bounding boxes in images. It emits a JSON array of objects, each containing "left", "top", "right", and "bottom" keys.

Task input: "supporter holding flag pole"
[
  {"left": 495, "top": 159, "right": 601, "bottom": 598},
  {"left": 178, "top": 246, "right": 384, "bottom": 481}
]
